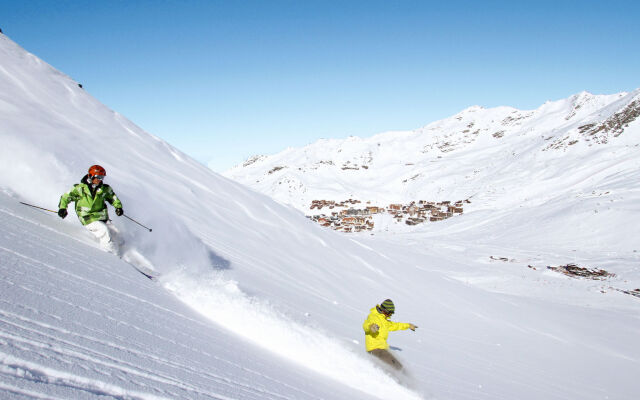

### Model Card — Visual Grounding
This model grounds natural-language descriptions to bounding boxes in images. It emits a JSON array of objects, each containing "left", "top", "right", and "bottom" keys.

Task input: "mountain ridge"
[{"left": 223, "top": 89, "right": 640, "bottom": 222}]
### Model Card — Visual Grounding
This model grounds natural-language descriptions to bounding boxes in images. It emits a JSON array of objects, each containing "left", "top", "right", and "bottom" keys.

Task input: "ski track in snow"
[
  {"left": 349, "top": 238, "right": 392, "bottom": 260},
  {"left": 0, "top": 352, "right": 176, "bottom": 400},
  {"left": 0, "top": 199, "right": 421, "bottom": 400}
]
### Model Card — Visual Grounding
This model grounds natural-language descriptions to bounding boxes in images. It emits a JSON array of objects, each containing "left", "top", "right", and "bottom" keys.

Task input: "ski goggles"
[{"left": 91, "top": 175, "right": 105, "bottom": 181}]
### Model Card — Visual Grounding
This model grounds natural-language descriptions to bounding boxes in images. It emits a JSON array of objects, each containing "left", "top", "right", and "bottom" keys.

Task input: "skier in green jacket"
[{"left": 58, "top": 165, "right": 123, "bottom": 254}]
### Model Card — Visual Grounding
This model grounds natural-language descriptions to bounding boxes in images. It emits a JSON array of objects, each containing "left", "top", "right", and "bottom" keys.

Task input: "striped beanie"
[{"left": 379, "top": 299, "right": 395, "bottom": 314}]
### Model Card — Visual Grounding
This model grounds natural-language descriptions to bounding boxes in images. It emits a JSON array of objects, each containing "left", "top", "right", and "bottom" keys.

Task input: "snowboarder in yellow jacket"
[
  {"left": 362, "top": 299, "right": 417, "bottom": 370},
  {"left": 58, "top": 165, "right": 123, "bottom": 254}
]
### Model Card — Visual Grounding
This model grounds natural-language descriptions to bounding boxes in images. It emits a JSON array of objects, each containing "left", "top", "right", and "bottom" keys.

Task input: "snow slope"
[
  {"left": 1, "top": 32, "right": 640, "bottom": 400},
  {"left": 0, "top": 193, "right": 372, "bottom": 399}
]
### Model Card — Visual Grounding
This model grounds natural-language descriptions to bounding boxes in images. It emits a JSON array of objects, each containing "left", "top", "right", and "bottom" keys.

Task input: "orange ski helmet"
[{"left": 88, "top": 164, "right": 106, "bottom": 178}]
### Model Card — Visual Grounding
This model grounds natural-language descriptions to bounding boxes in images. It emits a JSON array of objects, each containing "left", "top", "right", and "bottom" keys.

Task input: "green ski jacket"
[{"left": 59, "top": 175, "right": 123, "bottom": 225}]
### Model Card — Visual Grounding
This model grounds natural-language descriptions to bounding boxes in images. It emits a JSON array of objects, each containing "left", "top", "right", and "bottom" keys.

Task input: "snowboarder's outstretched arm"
[{"left": 387, "top": 321, "right": 415, "bottom": 332}]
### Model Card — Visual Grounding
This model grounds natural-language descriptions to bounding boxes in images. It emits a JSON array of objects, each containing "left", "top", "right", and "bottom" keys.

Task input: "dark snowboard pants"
[{"left": 369, "top": 348, "right": 403, "bottom": 371}]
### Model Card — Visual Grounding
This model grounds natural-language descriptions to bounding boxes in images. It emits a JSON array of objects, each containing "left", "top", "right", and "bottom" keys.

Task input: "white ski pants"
[{"left": 85, "top": 221, "right": 119, "bottom": 255}]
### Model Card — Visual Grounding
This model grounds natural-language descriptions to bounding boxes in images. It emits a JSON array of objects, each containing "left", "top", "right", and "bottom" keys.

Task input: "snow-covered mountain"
[
  {"left": 1, "top": 32, "right": 639, "bottom": 400},
  {"left": 224, "top": 89, "right": 640, "bottom": 228}
]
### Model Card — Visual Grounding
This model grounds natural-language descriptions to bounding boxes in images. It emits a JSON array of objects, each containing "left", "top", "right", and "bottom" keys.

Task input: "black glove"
[
  {"left": 58, "top": 209, "right": 67, "bottom": 219},
  {"left": 115, "top": 208, "right": 123, "bottom": 216}
]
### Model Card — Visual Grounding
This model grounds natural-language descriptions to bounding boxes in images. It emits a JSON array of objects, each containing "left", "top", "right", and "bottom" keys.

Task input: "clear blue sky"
[{"left": 2, "top": 0, "right": 639, "bottom": 171}]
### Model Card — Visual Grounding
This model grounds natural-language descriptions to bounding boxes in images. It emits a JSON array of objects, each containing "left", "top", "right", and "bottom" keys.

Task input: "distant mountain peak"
[
  {"left": 460, "top": 105, "right": 485, "bottom": 113},
  {"left": 224, "top": 89, "right": 640, "bottom": 219}
]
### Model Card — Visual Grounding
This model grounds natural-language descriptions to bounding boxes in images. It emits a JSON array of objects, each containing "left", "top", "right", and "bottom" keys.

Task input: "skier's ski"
[
  {"left": 129, "top": 264, "right": 158, "bottom": 281},
  {"left": 121, "top": 249, "right": 159, "bottom": 281}
]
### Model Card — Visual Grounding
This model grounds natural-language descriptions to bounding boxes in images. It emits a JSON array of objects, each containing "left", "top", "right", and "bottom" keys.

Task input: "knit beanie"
[{"left": 379, "top": 299, "right": 395, "bottom": 314}]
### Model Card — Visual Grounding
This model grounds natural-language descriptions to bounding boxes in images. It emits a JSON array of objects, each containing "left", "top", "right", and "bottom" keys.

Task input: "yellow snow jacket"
[{"left": 362, "top": 306, "right": 411, "bottom": 351}]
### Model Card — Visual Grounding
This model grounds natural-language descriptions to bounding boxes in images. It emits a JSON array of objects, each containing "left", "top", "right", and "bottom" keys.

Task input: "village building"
[{"left": 309, "top": 198, "right": 468, "bottom": 232}]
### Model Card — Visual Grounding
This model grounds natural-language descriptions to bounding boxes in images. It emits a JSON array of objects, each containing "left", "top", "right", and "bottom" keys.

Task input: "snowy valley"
[
  {"left": 224, "top": 90, "right": 640, "bottom": 238},
  {"left": 1, "top": 31, "right": 640, "bottom": 400}
]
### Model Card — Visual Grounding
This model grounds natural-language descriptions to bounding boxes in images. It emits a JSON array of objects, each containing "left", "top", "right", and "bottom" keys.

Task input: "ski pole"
[
  {"left": 19, "top": 202, "right": 57, "bottom": 213},
  {"left": 123, "top": 214, "right": 152, "bottom": 232}
]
